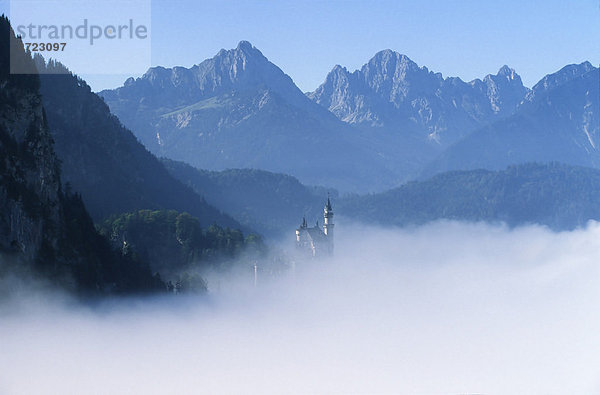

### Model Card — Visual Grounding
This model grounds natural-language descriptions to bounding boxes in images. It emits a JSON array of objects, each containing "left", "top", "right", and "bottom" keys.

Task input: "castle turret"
[
  {"left": 323, "top": 197, "right": 334, "bottom": 253},
  {"left": 296, "top": 216, "right": 307, "bottom": 243},
  {"left": 295, "top": 199, "right": 334, "bottom": 259}
]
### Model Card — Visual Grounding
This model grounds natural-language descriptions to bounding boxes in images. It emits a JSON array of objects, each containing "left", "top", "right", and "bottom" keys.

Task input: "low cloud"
[{"left": 1, "top": 221, "right": 599, "bottom": 394}]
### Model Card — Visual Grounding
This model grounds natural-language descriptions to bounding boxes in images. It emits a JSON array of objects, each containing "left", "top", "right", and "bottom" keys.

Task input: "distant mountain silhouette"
[
  {"left": 100, "top": 42, "right": 402, "bottom": 192},
  {"left": 309, "top": 50, "right": 529, "bottom": 147},
  {"left": 101, "top": 42, "right": 597, "bottom": 194},
  {"left": 422, "top": 64, "right": 599, "bottom": 177},
  {"left": 340, "top": 162, "right": 600, "bottom": 231}
]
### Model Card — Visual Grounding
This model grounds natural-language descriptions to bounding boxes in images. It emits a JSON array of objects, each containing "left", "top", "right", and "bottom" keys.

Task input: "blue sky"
[{"left": 2, "top": 0, "right": 599, "bottom": 92}]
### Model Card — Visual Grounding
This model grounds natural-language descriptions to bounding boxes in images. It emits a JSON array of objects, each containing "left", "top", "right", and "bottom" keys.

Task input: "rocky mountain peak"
[
  {"left": 325, "top": 64, "right": 351, "bottom": 83},
  {"left": 531, "top": 61, "right": 597, "bottom": 95},
  {"left": 366, "top": 50, "right": 420, "bottom": 76},
  {"left": 204, "top": 40, "right": 269, "bottom": 80},
  {"left": 217, "top": 40, "right": 267, "bottom": 64},
  {"left": 142, "top": 66, "right": 169, "bottom": 80},
  {"left": 480, "top": 65, "right": 528, "bottom": 115},
  {"left": 359, "top": 50, "right": 442, "bottom": 105},
  {"left": 308, "top": 49, "right": 535, "bottom": 147},
  {"left": 496, "top": 65, "right": 519, "bottom": 80},
  {"left": 483, "top": 65, "right": 523, "bottom": 84},
  {"left": 330, "top": 64, "right": 348, "bottom": 74},
  {"left": 102, "top": 40, "right": 308, "bottom": 109},
  {"left": 131, "top": 41, "right": 270, "bottom": 91},
  {"left": 235, "top": 40, "right": 258, "bottom": 53}
]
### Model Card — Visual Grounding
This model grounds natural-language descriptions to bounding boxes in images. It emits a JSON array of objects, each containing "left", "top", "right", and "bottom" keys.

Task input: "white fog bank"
[{"left": 1, "top": 221, "right": 600, "bottom": 394}]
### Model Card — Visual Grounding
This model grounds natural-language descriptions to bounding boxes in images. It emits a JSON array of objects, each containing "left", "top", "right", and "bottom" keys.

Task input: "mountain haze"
[
  {"left": 161, "top": 159, "right": 327, "bottom": 237},
  {"left": 2, "top": 11, "right": 600, "bottom": 295},
  {"left": 33, "top": 57, "right": 240, "bottom": 229},
  {"left": 422, "top": 63, "right": 599, "bottom": 177},
  {"left": 101, "top": 42, "right": 597, "bottom": 195},
  {"left": 100, "top": 42, "right": 407, "bottom": 192},
  {"left": 341, "top": 163, "right": 600, "bottom": 231}
]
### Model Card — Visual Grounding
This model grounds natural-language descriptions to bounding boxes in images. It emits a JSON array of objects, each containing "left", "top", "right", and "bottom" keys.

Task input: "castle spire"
[{"left": 323, "top": 196, "right": 334, "bottom": 255}]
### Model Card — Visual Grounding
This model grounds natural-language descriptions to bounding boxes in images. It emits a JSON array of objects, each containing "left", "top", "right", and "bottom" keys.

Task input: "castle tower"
[
  {"left": 323, "top": 197, "right": 334, "bottom": 253},
  {"left": 296, "top": 216, "right": 307, "bottom": 243}
]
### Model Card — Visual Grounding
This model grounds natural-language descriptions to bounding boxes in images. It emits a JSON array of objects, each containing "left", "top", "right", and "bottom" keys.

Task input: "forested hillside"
[
  {"left": 162, "top": 159, "right": 329, "bottom": 237},
  {"left": 0, "top": 17, "right": 163, "bottom": 294},
  {"left": 35, "top": 56, "right": 240, "bottom": 229},
  {"left": 98, "top": 209, "right": 265, "bottom": 282},
  {"left": 340, "top": 163, "right": 600, "bottom": 230}
]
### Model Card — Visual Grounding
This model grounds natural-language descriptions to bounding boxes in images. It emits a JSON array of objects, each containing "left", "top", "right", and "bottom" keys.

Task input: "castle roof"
[{"left": 300, "top": 226, "right": 328, "bottom": 243}]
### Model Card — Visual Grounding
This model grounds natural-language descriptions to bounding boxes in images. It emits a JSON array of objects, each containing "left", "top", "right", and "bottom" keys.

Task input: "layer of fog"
[{"left": 1, "top": 220, "right": 600, "bottom": 394}]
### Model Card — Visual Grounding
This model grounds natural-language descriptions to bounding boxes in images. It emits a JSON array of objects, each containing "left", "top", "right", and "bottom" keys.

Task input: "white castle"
[{"left": 295, "top": 197, "right": 334, "bottom": 257}]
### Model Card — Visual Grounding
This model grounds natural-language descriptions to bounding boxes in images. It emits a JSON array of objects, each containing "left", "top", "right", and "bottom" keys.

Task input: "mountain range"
[
  {"left": 309, "top": 52, "right": 529, "bottom": 146},
  {"left": 2, "top": 15, "right": 600, "bottom": 293},
  {"left": 100, "top": 42, "right": 598, "bottom": 194},
  {"left": 0, "top": 18, "right": 261, "bottom": 294},
  {"left": 100, "top": 42, "right": 398, "bottom": 193},
  {"left": 421, "top": 63, "right": 599, "bottom": 177}
]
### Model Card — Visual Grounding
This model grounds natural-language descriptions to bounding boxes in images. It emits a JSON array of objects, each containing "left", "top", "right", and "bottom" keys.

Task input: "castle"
[{"left": 295, "top": 197, "right": 334, "bottom": 257}]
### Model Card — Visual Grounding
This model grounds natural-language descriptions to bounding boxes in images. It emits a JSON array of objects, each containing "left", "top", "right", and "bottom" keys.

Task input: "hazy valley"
[{"left": 0, "top": 6, "right": 599, "bottom": 393}]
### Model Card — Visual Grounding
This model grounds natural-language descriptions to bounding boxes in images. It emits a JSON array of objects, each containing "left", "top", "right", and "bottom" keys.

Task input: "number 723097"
[{"left": 25, "top": 42, "right": 67, "bottom": 51}]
